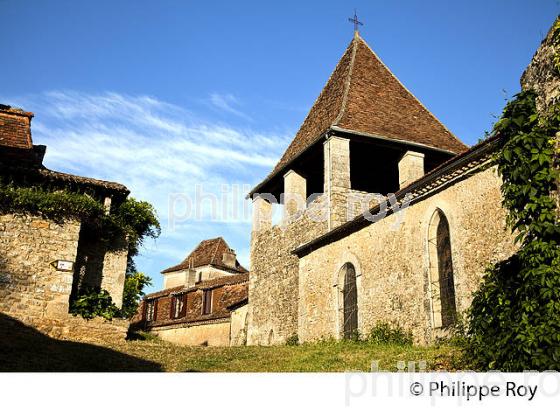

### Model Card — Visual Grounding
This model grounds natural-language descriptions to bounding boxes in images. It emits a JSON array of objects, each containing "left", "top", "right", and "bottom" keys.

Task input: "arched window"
[
  {"left": 428, "top": 209, "right": 457, "bottom": 328},
  {"left": 341, "top": 263, "right": 358, "bottom": 338}
]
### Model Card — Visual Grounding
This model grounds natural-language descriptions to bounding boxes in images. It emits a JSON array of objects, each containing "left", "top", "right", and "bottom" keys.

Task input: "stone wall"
[
  {"left": 247, "top": 195, "right": 328, "bottom": 345},
  {"left": 100, "top": 236, "right": 128, "bottom": 308},
  {"left": 72, "top": 224, "right": 127, "bottom": 308},
  {"left": 230, "top": 304, "right": 249, "bottom": 346},
  {"left": 521, "top": 20, "right": 559, "bottom": 111},
  {"left": 520, "top": 19, "right": 559, "bottom": 214},
  {"left": 151, "top": 319, "right": 231, "bottom": 346},
  {"left": 0, "top": 213, "right": 128, "bottom": 341},
  {"left": 24, "top": 316, "right": 129, "bottom": 344},
  {"left": 297, "top": 165, "right": 518, "bottom": 344},
  {"left": 0, "top": 214, "right": 81, "bottom": 320}
]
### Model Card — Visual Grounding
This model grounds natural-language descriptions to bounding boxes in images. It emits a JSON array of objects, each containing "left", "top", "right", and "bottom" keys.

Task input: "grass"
[
  {"left": 112, "top": 337, "right": 462, "bottom": 372},
  {"left": 64, "top": 333, "right": 465, "bottom": 372},
  {"left": 0, "top": 314, "right": 463, "bottom": 372}
]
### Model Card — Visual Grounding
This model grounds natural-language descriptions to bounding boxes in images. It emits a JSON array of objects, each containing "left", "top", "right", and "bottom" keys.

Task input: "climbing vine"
[
  {"left": 465, "top": 87, "right": 560, "bottom": 370},
  {"left": 0, "top": 183, "right": 161, "bottom": 254},
  {"left": 0, "top": 182, "right": 160, "bottom": 320}
]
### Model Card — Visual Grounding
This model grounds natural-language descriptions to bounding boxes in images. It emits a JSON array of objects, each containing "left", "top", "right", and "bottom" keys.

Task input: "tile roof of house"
[
  {"left": 145, "top": 272, "right": 250, "bottom": 299},
  {"left": 0, "top": 154, "right": 129, "bottom": 194},
  {"left": 251, "top": 32, "right": 467, "bottom": 194},
  {"left": 0, "top": 104, "right": 129, "bottom": 196},
  {"left": 161, "top": 237, "right": 248, "bottom": 274}
]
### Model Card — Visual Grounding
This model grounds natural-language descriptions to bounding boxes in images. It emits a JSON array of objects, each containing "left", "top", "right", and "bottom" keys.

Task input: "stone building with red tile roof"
[
  {"left": 134, "top": 241, "right": 249, "bottom": 346},
  {"left": 246, "top": 26, "right": 557, "bottom": 345},
  {"left": 0, "top": 104, "right": 131, "bottom": 340},
  {"left": 161, "top": 237, "right": 247, "bottom": 289}
]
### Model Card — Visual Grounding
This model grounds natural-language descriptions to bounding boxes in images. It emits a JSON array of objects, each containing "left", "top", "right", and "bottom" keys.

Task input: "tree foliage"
[{"left": 120, "top": 272, "right": 153, "bottom": 319}]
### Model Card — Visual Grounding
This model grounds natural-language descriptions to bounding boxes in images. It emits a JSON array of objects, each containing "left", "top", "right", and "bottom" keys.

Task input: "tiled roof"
[
  {"left": 197, "top": 272, "right": 249, "bottom": 290},
  {"left": 38, "top": 168, "right": 129, "bottom": 193},
  {"left": 0, "top": 160, "right": 129, "bottom": 194},
  {"left": 145, "top": 272, "right": 250, "bottom": 300},
  {"left": 161, "top": 237, "right": 248, "bottom": 274},
  {"left": 1, "top": 103, "right": 129, "bottom": 195},
  {"left": 252, "top": 32, "right": 467, "bottom": 194}
]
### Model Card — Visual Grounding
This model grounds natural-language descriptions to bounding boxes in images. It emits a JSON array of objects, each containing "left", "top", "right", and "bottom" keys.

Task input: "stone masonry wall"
[
  {"left": 24, "top": 315, "right": 129, "bottom": 344},
  {"left": 0, "top": 214, "right": 81, "bottom": 321},
  {"left": 72, "top": 225, "right": 128, "bottom": 308},
  {"left": 152, "top": 320, "right": 231, "bottom": 346},
  {"left": 521, "top": 21, "right": 559, "bottom": 112},
  {"left": 230, "top": 304, "right": 249, "bottom": 346},
  {"left": 520, "top": 19, "right": 559, "bottom": 215},
  {"left": 247, "top": 195, "right": 328, "bottom": 345},
  {"left": 298, "top": 165, "right": 518, "bottom": 344},
  {"left": 101, "top": 236, "right": 128, "bottom": 308},
  {"left": 0, "top": 213, "right": 129, "bottom": 343}
]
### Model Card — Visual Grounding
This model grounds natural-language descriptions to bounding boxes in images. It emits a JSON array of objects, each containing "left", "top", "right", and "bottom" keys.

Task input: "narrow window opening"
[
  {"left": 202, "top": 289, "right": 213, "bottom": 315},
  {"left": 428, "top": 209, "right": 457, "bottom": 328},
  {"left": 171, "top": 294, "right": 185, "bottom": 319},
  {"left": 145, "top": 300, "right": 156, "bottom": 322}
]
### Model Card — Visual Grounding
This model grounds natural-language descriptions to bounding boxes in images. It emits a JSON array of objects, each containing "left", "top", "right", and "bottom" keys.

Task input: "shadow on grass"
[{"left": 0, "top": 313, "right": 162, "bottom": 372}]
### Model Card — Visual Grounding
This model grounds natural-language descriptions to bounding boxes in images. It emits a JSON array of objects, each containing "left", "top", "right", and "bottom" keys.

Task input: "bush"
[
  {"left": 69, "top": 287, "right": 120, "bottom": 320},
  {"left": 286, "top": 334, "right": 299, "bottom": 346},
  {"left": 367, "top": 322, "right": 413, "bottom": 346},
  {"left": 127, "top": 330, "right": 159, "bottom": 341}
]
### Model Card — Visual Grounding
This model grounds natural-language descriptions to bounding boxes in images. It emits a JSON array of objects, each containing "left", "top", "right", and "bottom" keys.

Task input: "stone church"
[{"left": 246, "top": 27, "right": 557, "bottom": 345}]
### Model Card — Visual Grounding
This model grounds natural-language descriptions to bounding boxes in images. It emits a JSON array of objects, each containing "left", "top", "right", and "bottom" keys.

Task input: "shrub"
[
  {"left": 69, "top": 287, "right": 120, "bottom": 320},
  {"left": 367, "top": 322, "right": 413, "bottom": 346},
  {"left": 286, "top": 334, "right": 299, "bottom": 346}
]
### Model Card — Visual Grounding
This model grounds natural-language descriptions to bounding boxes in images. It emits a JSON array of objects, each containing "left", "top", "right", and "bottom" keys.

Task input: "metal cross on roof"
[{"left": 348, "top": 10, "right": 363, "bottom": 33}]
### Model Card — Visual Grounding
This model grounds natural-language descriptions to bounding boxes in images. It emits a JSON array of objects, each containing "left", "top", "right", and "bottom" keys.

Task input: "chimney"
[
  {"left": 0, "top": 104, "right": 34, "bottom": 149},
  {"left": 222, "top": 248, "right": 237, "bottom": 269}
]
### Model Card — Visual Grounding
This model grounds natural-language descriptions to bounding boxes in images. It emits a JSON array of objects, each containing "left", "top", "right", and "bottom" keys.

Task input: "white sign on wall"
[{"left": 51, "top": 260, "right": 74, "bottom": 272}]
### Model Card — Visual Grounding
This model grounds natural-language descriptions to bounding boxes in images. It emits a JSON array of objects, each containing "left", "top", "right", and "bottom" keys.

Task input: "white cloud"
[
  {"left": 209, "top": 92, "right": 253, "bottom": 121},
  {"left": 3, "top": 90, "right": 291, "bottom": 289}
]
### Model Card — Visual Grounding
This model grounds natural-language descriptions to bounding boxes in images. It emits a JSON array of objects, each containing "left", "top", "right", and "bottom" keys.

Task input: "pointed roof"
[
  {"left": 161, "top": 237, "right": 248, "bottom": 274},
  {"left": 252, "top": 33, "right": 467, "bottom": 194}
]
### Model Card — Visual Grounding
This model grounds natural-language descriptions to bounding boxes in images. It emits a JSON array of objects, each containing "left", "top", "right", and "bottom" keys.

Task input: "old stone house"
[
  {"left": 0, "top": 104, "right": 130, "bottom": 338},
  {"left": 246, "top": 27, "right": 557, "bottom": 345},
  {"left": 161, "top": 237, "right": 247, "bottom": 289},
  {"left": 135, "top": 237, "right": 249, "bottom": 346}
]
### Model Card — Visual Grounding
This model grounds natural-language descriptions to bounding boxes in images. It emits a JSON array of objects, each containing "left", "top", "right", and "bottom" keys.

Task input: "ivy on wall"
[
  {"left": 465, "top": 86, "right": 560, "bottom": 370},
  {"left": 0, "top": 183, "right": 160, "bottom": 253},
  {"left": 0, "top": 182, "right": 161, "bottom": 320}
]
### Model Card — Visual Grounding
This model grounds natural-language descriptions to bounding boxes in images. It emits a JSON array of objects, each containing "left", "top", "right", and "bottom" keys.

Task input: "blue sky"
[{"left": 1, "top": 1, "right": 558, "bottom": 292}]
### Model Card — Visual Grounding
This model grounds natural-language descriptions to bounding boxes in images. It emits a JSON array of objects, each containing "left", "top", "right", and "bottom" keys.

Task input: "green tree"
[{"left": 120, "top": 272, "right": 153, "bottom": 319}]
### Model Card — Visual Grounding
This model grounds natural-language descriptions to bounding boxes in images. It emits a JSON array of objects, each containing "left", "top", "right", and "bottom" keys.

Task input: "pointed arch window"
[
  {"left": 428, "top": 209, "right": 457, "bottom": 328},
  {"left": 341, "top": 263, "right": 358, "bottom": 338}
]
